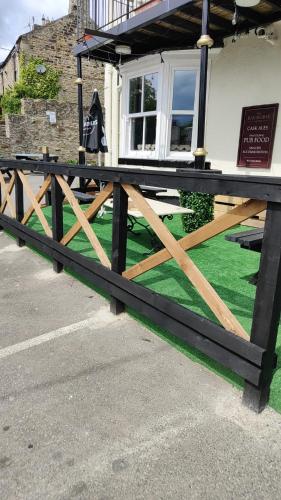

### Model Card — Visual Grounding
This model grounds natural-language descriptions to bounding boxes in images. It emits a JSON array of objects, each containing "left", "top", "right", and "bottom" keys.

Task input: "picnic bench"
[
  {"left": 225, "top": 228, "right": 264, "bottom": 285},
  {"left": 72, "top": 184, "right": 166, "bottom": 203},
  {"left": 225, "top": 228, "right": 264, "bottom": 253},
  {"left": 105, "top": 197, "right": 193, "bottom": 252},
  {"left": 139, "top": 185, "right": 167, "bottom": 198},
  {"left": 15, "top": 153, "right": 59, "bottom": 162}
]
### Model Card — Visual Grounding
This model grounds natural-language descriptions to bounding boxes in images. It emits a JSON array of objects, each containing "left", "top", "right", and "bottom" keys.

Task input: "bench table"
[{"left": 105, "top": 198, "right": 193, "bottom": 252}]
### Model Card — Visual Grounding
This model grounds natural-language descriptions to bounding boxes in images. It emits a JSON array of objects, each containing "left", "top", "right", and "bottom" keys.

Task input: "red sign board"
[{"left": 237, "top": 103, "right": 279, "bottom": 169}]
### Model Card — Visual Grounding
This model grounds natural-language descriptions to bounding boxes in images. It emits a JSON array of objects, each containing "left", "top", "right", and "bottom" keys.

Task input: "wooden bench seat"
[
  {"left": 71, "top": 190, "right": 96, "bottom": 204},
  {"left": 225, "top": 228, "right": 264, "bottom": 252}
]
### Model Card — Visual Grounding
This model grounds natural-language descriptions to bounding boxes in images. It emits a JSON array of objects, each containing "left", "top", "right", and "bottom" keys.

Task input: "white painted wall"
[{"left": 206, "top": 22, "right": 281, "bottom": 176}]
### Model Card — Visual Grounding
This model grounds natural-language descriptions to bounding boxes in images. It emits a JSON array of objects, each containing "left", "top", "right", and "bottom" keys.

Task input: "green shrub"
[
  {"left": 0, "top": 54, "right": 61, "bottom": 115},
  {"left": 179, "top": 191, "right": 214, "bottom": 233},
  {"left": 0, "top": 90, "right": 21, "bottom": 114}
]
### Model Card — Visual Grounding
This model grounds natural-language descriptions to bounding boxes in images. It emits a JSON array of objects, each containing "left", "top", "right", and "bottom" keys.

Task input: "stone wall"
[
  {"left": 19, "top": 11, "right": 103, "bottom": 105},
  {"left": 0, "top": 6, "right": 104, "bottom": 162},
  {"left": 0, "top": 120, "right": 10, "bottom": 157},
  {"left": 2, "top": 98, "right": 99, "bottom": 163}
]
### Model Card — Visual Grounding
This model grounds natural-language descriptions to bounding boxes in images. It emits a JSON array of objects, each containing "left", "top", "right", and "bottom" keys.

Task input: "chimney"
[{"left": 68, "top": 0, "right": 78, "bottom": 13}]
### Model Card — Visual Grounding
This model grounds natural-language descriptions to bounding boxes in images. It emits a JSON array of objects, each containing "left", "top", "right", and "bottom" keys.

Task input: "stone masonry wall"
[
  {"left": 3, "top": 98, "right": 100, "bottom": 163},
  {"left": 19, "top": 11, "right": 104, "bottom": 105},
  {"left": 0, "top": 8, "right": 104, "bottom": 162},
  {"left": 0, "top": 120, "right": 10, "bottom": 157}
]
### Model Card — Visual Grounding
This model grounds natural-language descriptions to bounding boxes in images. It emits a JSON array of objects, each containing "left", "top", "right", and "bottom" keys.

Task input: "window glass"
[
  {"left": 131, "top": 117, "right": 143, "bottom": 150},
  {"left": 172, "top": 71, "right": 196, "bottom": 111},
  {"left": 144, "top": 116, "right": 156, "bottom": 150},
  {"left": 144, "top": 73, "right": 158, "bottom": 112},
  {"left": 170, "top": 115, "right": 193, "bottom": 152},
  {"left": 129, "top": 77, "right": 142, "bottom": 113}
]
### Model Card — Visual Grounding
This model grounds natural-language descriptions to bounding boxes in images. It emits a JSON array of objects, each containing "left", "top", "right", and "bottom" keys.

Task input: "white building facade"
[
  {"left": 74, "top": 1, "right": 281, "bottom": 176},
  {"left": 104, "top": 20, "right": 281, "bottom": 176}
]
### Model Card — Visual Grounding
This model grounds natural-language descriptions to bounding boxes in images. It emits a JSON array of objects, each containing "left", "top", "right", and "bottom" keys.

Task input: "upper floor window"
[{"left": 128, "top": 72, "right": 158, "bottom": 152}]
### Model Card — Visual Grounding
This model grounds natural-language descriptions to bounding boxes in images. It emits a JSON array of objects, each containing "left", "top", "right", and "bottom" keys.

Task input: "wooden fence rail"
[{"left": 0, "top": 159, "right": 281, "bottom": 413}]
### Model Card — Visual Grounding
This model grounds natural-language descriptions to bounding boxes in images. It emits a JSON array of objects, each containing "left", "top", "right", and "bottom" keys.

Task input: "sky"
[{"left": 0, "top": 0, "right": 69, "bottom": 61}]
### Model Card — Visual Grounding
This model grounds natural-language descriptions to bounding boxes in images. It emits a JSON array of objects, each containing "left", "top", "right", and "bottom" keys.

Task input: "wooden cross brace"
[
  {"left": 0, "top": 171, "right": 16, "bottom": 218},
  {"left": 60, "top": 182, "right": 113, "bottom": 247},
  {"left": 17, "top": 170, "right": 52, "bottom": 237},
  {"left": 56, "top": 175, "right": 111, "bottom": 268},
  {"left": 121, "top": 184, "right": 266, "bottom": 340},
  {"left": 21, "top": 175, "right": 51, "bottom": 225}
]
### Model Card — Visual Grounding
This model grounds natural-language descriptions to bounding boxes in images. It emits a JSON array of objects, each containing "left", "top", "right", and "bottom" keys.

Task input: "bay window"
[{"left": 121, "top": 52, "right": 206, "bottom": 160}]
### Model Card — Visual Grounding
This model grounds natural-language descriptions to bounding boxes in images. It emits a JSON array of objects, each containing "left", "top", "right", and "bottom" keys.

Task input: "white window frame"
[
  {"left": 165, "top": 66, "right": 199, "bottom": 160},
  {"left": 120, "top": 50, "right": 220, "bottom": 161},
  {"left": 121, "top": 57, "right": 163, "bottom": 159}
]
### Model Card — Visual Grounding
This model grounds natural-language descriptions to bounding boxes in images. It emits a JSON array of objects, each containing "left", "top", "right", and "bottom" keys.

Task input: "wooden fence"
[{"left": 0, "top": 159, "right": 281, "bottom": 412}]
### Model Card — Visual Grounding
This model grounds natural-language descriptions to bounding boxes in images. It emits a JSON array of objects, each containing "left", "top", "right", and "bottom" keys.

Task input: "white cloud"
[{"left": 0, "top": 0, "right": 69, "bottom": 61}]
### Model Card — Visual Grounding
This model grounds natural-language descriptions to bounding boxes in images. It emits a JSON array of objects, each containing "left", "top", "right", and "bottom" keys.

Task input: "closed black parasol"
[{"left": 82, "top": 89, "right": 108, "bottom": 154}]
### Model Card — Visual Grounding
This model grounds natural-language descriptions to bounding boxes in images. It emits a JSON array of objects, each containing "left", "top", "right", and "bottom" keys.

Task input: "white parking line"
[{"left": 0, "top": 307, "right": 122, "bottom": 360}]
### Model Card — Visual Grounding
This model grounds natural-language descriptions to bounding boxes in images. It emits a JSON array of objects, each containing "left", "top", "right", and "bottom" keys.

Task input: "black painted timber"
[
  {"left": 110, "top": 183, "right": 128, "bottom": 314},
  {"left": 243, "top": 203, "right": 281, "bottom": 411},
  {"left": 194, "top": 0, "right": 209, "bottom": 170},
  {"left": 14, "top": 170, "right": 25, "bottom": 247},
  {"left": 1, "top": 160, "right": 281, "bottom": 202},
  {"left": 0, "top": 212, "right": 265, "bottom": 386},
  {"left": 51, "top": 174, "right": 64, "bottom": 273},
  {"left": 118, "top": 157, "right": 212, "bottom": 170}
]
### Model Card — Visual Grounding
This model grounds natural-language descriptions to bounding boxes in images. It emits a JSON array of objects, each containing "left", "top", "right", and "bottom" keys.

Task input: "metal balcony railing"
[{"left": 77, "top": 0, "right": 161, "bottom": 37}]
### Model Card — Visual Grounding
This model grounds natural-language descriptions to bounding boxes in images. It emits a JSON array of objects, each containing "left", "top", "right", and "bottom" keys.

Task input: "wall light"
[
  {"left": 115, "top": 45, "right": 132, "bottom": 55},
  {"left": 236, "top": 0, "right": 260, "bottom": 7}
]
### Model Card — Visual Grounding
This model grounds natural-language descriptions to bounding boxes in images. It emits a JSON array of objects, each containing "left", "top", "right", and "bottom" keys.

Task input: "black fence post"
[
  {"left": 15, "top": 170, "right": 25, "bottom": 247},
  {"left": 243, "top": 201, "right": 281, "bottom": 412},
  {"left": 51, "top": 174, "right": 64, "bottom": 273},
  {"left": 110, "top": 183, "right": 128, "bottom": 315}
]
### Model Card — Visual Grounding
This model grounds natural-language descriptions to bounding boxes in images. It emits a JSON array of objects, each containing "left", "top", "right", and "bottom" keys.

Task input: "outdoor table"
[
  {"left": 139, "top": 185, "right": 167, "bottom": 198},
  {"left": 105, "top": 197, "right": 193, "bottom": 252},
  {"left": 15, "top": 153, "right": 59, "bottom": 162}
]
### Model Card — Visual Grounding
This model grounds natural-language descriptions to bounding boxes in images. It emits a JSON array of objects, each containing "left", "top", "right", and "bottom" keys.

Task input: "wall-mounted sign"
[
  {"left": 46, "top": 110, "right": 56, "bottom": 125},
  {"left": 237, "top": 103, "right": 279, "bottom": 169}
]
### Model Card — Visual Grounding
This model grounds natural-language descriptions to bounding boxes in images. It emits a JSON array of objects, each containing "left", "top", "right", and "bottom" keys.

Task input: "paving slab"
[{"left": 1, "top": 230, "right": 281, "bottom": 500}]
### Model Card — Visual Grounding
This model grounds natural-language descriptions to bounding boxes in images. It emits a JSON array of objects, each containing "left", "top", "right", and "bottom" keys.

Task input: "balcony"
[
  {"left": 77, "top": 0, "right": 160, "bottom": 36},
  {"left": 75, "top": 0, "right": 281, "bottom": 64}
]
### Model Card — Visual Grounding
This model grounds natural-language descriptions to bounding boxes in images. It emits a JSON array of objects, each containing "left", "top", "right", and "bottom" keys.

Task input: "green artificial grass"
[{"left": 26, "top": 205, "right": 281, "bottom": 413}]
